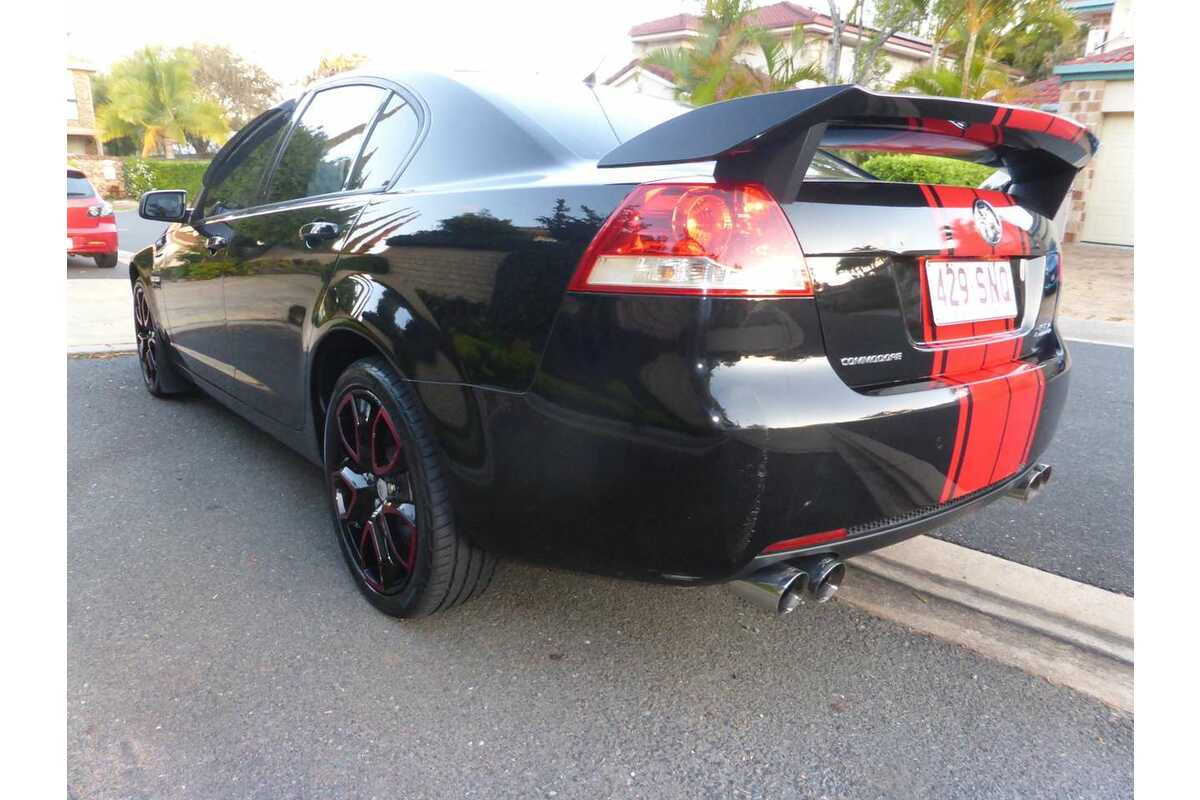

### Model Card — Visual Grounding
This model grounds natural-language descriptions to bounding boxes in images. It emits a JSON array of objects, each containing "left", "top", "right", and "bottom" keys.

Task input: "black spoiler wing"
[{"left": 598, "top": 85, "right": 1098, "bottom": 218}]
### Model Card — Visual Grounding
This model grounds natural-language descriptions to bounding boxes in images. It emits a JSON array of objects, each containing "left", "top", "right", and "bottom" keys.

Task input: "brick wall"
[
  {"left": 1058, "top": 79, "right": 1107, "bottom": 242},
  {"left": 68, "top": 155, "right": 125, "bottom": 199}
]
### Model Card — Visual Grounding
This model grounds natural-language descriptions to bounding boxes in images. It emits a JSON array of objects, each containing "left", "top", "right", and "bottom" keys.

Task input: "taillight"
[
  {"left": 87, "top": 201, "right": 114, "bottom": 218},
  {"left": 568, "top": 182, "right": 812, "bottom": 297}
]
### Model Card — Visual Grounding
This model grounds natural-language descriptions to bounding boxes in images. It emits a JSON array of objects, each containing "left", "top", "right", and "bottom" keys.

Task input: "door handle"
[
  {"left": 149, "top": 274, "right": 161, "bottom": 287},
  {"left": 206, "top": 234, "right": 228, "bottom": 255},
  {"left": 299, "top": 221, "right": 340, "bottom": 248}
]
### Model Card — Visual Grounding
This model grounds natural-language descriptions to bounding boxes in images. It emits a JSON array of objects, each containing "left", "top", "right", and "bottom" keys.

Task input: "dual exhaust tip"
[
  {"left": 734, "top": 463, "right": 1053, "bottom": 615},
  {"left": 1007, "top": 463, "right": 1052, "bottom": 502},
  {"left": 730, "top": 556, "right": 847, "bottom": 615}
]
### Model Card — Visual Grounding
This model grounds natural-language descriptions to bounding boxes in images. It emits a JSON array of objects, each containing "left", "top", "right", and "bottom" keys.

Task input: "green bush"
[
  {"left": 122, "top": 158, "right": 210, "bottom": 202},
  {"left": 859, "top": 154, "right": 996, "bottom": 188}
]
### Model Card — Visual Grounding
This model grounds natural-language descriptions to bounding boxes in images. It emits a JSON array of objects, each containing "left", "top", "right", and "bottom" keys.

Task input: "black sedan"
[{"left": 132, "top": 72, "right": 1094, "bottom": 617}]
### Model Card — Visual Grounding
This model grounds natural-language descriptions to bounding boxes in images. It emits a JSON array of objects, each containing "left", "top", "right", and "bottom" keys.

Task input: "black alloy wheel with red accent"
[
  {"left": 323, "top": 358, "right": 497, "bottom": 617},
  {"left": 132, "top": 281, "right": 190, "bottom": 397}
]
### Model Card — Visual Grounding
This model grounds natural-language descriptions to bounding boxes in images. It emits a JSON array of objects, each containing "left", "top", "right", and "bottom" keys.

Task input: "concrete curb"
[
  {"left": 68, "top": 344, "right": 137, "bottom": 356},
  {"left": 1058, "top": 317, "right": 1134, "bottom": 347},
  {"left": 838, "top": 535, "right": 1133, "bottom": 713}
]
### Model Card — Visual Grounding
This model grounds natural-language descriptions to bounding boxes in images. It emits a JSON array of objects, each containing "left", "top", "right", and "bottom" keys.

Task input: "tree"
[
  {"left": 993, "top": 0, "right": 1081, "bottom": 80},
  {"left": 96, "top": 47, "right": 229, "bottom": 158},
  {"left": 304, "top": 53, "right": 367, "bottom": 86},
  {"left": 823, "top": 1, "right": 864, "bottom": 83},
  {"left": 945, "top": 0, "right": 1019, "bottom": 96},
  {"left": 184, "top": 44, "right": 279, "bottom": 133},
  {"left": 851, "top": 0, "right": 930, "bottom": 84},
  {"left": 642, "top": 1, "right": 823, "bottom": 106}
]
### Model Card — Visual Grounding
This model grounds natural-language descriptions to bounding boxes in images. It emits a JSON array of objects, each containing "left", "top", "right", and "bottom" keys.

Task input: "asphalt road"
[
  {"left": 931, "top": 340, "right": 1134, "bottom": 595},
  {"left": 68, "top": 356, "right": 1131, "bottom": 799}
]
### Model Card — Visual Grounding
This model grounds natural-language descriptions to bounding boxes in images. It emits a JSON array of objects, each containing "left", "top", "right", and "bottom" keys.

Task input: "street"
[{"left": 68, "top": 355, "right": 1132, "bottom": 799}]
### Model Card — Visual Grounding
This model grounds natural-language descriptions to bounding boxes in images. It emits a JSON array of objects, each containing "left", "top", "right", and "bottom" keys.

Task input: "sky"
[{"left": 65, "top": 0, "right": 695, "bottom": 92}]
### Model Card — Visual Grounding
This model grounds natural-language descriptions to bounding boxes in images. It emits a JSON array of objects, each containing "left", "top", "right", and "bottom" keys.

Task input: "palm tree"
[
  {"left": 642, "top": 2, "right": 823, "bottom": 106},
  {"left": 893, "top": 57, "right": 1014, "bottom": 100},
  {"left": 97, "top": 47, "right": 229, "bottom": 158}
]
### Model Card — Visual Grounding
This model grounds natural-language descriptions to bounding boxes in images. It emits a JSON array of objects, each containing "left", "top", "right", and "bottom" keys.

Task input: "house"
[
  {"left": 1014, "top": 1, "right": 1134, "bottom": 246},
  {"left": 605, "top": 1, "right": 934, "bottom": 99},
  {"left": 67, "top": 62, "right": 103, "bottom": 156}
]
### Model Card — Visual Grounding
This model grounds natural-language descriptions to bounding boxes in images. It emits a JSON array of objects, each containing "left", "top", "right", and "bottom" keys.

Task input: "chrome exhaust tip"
[
  {"left": 1007, "top": 463, "right": 1052, "bottom": 502},
  {"left": 730, "top": 555, "right": 848, "bottom": 614},
  {"left": 729, "top": 564, "right": 810, "bottom": 615}
]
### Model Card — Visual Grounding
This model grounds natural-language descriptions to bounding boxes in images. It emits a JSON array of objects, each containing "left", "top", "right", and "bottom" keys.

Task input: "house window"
[{"left": 67, "top": 72, "right": 78, "bottom": 121}]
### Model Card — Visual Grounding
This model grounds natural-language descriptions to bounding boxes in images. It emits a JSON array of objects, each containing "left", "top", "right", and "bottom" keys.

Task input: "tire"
[
  {"left": 132, "top": 281, "right": 191, "bottom": 397},
  {"left": 323, "top": 357, "right": 496, "bottom": 617},
  {"left": 94, "top": 252, "right": 118, "bottom": 268}
]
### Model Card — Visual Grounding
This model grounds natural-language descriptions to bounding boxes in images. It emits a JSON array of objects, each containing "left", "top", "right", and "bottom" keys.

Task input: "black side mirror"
[{"left": 139, "top": 190, "right": 189, "bottom": 223}]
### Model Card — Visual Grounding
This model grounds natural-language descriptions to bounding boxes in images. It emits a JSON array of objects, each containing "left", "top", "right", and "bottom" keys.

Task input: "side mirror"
[{"left": 139, "top": 190, "right": 189, "bottom": 223}]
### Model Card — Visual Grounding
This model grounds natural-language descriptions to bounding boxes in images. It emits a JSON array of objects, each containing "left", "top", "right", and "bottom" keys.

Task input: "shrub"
[
  {"left": 122, "top": 158, "right": 210, "bottom": 202},
  {"left": 859, "top": 154, "right": 996, "bottom": 188}
]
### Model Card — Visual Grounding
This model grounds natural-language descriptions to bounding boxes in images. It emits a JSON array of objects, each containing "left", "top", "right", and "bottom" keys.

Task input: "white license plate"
[
  {"left": 66, "top": 237, "right": 75, "bottom": 251},
  {"left": 925, "top": 260, "right": 1018, "bottom": 326}
]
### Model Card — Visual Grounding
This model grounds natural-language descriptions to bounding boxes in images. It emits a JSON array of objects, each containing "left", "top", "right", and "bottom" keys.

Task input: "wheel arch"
[{"left": 309, "top": 323, "right": 402, "bottom": 453}]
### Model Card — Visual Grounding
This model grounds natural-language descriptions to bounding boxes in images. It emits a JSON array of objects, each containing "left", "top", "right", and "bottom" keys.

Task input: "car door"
[
  {"left": 221, "top": 83, "right": 420, "bottom": 429},
  {"left": 155, "top": 105, "right": 293, "bottom": 391}
]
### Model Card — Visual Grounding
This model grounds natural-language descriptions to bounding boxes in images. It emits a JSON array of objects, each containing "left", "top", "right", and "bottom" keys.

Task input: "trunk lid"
[{"left": 784, "top": 180, "right": 1055, "bottom": 389}]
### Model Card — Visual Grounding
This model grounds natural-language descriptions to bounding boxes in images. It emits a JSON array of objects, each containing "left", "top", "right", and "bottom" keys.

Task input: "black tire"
[
  {"left": 94, "top": 252, "right": 118, "bottom": 269},
  {"left": 323, "top": 357, "right": 496, "bottom": 617},
  {"left": 132, "top": 281, "right": 191, "bottom": 397}
]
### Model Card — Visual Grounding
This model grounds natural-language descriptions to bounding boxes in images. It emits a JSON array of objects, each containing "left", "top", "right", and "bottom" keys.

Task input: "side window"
[
  {"left": 201, "top": 108, "right": 291, "bottom": 217},
  {"left": 265, "top": 85, "right": 387, "bottom": 204},
  {"left": 348, "top": 93, "right": 421, "bottom": 191}
]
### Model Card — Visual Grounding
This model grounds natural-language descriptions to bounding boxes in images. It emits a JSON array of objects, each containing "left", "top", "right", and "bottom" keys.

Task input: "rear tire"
[
  {"left": 323, "top": 357, "right": 497, "bottom": 617},
  {"left": 94, "top": 252, "right": 118, "bottom": 269},
  {"left": 132, "top": 281, "right": 191, "bottom": 397}
]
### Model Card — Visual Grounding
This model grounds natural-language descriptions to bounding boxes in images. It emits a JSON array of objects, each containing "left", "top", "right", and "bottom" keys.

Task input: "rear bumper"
[
  {"left": 67, "top": 224, "right": 118, "bottom": 255},
  {"left": 439, "top": 294, "right": 1069, "bottom": 584}
]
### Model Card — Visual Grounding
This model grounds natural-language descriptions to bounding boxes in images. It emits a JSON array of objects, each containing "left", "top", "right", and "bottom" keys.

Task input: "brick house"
[
  {"left": 67, "top": 62, "right": 103, "bottom": 156},
  {"left": 605, "top": 1, "right": 934, "bottom": 98},
  {"left": 1013, "top": 1, "right": 1134, "bottom": 246}
]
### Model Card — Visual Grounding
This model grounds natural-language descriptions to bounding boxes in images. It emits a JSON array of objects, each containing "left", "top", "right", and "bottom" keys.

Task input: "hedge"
[
  {"left": 859, "top": 154, "right": 996, "bottom": 188},
  {"left": 122, "top": 158, "right": 210, "bottom": 201}
]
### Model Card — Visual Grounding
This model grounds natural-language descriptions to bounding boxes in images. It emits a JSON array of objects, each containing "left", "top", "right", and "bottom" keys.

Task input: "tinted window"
[
  {"left": 202, "top": 108, "right": 291, "bottom": 216},
  {"left": 67, "top": 175, "right": 94, "bottom": 197},
  {"left": 459, "top": 75, "right": 628, "bottom": 159},
  {"left": 807, "top": 151, "right": 875, "bottom": 181},
  {"left": 348, "top": 93, "right": 420, "bottom": 191},
  {"left": 591, "top": 87, "right": 689, "bottom": 144},
  {"left": 266, "top": 85, "right": 387, "bottom": 203}
]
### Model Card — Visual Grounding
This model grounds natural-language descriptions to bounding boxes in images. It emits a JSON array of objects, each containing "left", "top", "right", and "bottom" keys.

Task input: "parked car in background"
[
  {"left": 67, "top": 169, "right": 118, "bottom": 268},
  {"left": 131, "top": 73, "right": 1094, "bottom": 619}
]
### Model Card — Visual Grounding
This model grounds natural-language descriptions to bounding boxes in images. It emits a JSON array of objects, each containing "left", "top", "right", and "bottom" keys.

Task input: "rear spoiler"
[{"left": 598, "top": 85, "right": 1098, "bottom": 218}]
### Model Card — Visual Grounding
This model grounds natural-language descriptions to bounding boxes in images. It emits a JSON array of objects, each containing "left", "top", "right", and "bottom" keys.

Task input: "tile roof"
[
  {"left": 630, "top": 2, "right": 931, "bottom": 52},
  {"left": 1060, "top": 44, "right": 1134, "bottom": 66},
  {"left": 1012, "top": 76, "right": 1061, "bottom": 107},
  {"left": 604, "top": 57, "right": 676, "bottom": 85}
]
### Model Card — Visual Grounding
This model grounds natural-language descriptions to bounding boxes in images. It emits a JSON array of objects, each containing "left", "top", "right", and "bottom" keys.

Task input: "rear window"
[
  {"left": 67, "top": 174, "right": 94, "bottom": 198},
  {"left": 817, "top": 125, "right": 999, "bottom": 188}
]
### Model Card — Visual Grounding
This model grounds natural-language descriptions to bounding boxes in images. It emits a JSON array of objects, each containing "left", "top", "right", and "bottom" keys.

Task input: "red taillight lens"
[{"left": 568, "top": 182, "right": 812, "bottom": 297}]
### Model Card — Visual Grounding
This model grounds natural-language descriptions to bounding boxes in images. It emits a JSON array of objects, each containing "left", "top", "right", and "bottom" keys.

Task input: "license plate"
[
  {"left": 925, "top": 259, "right": 1017, "bottom": 326},
  {"left": 66, "top": 237, "right": 75, "bottom": 251}
]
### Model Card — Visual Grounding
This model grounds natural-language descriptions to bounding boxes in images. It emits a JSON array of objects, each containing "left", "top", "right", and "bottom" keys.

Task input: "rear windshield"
[
  {"left": 67, "top": 174, "right": 94, "bottom": 197},
  {"left": 817, "top": 125, "right": 999, "bottom": 188}
]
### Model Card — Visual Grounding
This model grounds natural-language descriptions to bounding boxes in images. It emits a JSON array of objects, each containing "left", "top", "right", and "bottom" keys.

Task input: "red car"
[{"left": 67, "top": 169, "right": 118, "bottom": 268}]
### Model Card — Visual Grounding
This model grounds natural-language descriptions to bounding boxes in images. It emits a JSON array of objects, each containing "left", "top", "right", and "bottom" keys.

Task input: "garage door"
[{"left": 1081, "top": 112, "right": 1134, "bottom": 246}]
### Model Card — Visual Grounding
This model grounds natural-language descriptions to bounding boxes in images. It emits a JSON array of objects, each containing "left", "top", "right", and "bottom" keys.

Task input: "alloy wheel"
[
  {"left": 328, "top": 389, "right": 418, "bottom": 595},
  {"left": 133, "top": 283, "right": 158, "bottom": 389}
]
